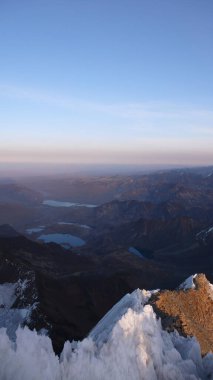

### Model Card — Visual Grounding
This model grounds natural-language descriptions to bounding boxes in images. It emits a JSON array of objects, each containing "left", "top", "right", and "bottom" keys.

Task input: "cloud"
[{"left": 1, "top": 84, "right": 213, "bottom": 134}]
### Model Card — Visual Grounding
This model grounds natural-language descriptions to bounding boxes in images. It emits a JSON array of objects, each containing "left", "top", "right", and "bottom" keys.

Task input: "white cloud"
[{"left": 1, "top": 84, "right": 213, "bottom": 134}]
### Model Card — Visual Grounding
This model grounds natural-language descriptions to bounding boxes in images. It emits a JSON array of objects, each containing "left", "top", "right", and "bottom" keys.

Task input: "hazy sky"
[{"left": 0, "top": 0, "right": 213, "bottom": 170}]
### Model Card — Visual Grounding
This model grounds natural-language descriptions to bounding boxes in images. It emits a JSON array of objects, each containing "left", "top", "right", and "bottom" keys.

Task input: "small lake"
[
  {"left": 128, "top": 247, "right": 144, "bottom": 259},
  {"left": 38, "top": 233, "right": 86, "bottom": 248},
  {"left": 43, "top": 200, "right": 97, "bottom": 208}
]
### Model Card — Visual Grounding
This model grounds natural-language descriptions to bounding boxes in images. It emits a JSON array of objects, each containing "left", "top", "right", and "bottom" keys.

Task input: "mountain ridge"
[{"left": 0, "top": 273, "right": 212, "bottom": 380}]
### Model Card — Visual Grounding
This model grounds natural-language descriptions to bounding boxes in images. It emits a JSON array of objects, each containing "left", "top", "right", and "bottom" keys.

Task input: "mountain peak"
[{"left": 150, "top": 273, "right": 213, "bottom": 355}]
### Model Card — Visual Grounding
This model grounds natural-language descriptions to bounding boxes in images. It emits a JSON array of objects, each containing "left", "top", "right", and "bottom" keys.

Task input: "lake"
[
  {"left": 38, "top": 233, "right": 86, "bottom": 248},
  {"left": 128, "top": 247, "right": 144, "bottom": 259},
  {"left": 43, "top": 200, "right": 97, "bottom": 208}
]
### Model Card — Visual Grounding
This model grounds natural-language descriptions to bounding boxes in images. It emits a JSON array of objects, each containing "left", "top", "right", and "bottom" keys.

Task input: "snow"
[
  {"left": 26, "top": 227, "right": 44, "bottom": 234},
  {"left": 90, "top": 288, "right": 154, "bottom": 347},
  {"left": 0, "top": 308, "right": 29, "bottom": 340},
  {"left": 196, "top": 226, "right": 213, "bottom": 244},
  {"left": 0, "top": 284, "right": 213, "bottom": 379},
  {"left": 178, "top": 274, "right": 197, "bottom": 290},
  {"left": 0, "top": 280, "right": 37, "bottom": 340},
  {"left": 208, "top": 283, "right": 213, "bottom": 300},
  {"left": 0, "top": 283, "right": 16, "bottom": 308}
]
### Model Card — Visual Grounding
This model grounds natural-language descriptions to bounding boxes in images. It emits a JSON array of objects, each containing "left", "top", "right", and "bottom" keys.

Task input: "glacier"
[{"left": 0, "top": 286, "right": 213, "bottom": 380}]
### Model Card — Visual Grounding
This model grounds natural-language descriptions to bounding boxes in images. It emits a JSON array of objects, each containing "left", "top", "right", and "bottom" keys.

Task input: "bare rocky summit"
[{"left": 150, "top": 273, "right": 213, "bottom": 355}]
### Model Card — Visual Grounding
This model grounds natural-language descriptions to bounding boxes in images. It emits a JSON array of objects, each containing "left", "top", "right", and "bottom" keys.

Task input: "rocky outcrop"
[{"left": 150, "top": 274, "right": 213, "bottom": 355}]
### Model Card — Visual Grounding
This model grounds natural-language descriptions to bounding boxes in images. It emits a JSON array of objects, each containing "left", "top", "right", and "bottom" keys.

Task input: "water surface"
[
  {"left": 128, "top": 247, "right": 144, "bottom": 259},
  {"left": 43, "top": 200, "right": 97, "bottom": 208},
  {"left": 38, "top": 233, "right": 85, "bottom": 248}
]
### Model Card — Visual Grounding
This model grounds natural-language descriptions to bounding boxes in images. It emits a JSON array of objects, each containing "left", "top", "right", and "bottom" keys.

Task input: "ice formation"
[
  {"left": 178, "top": 274, "right": 197, "bottom": 290},
  {"left": 0, "top": 285, "right": 213, "bottom": 380}
]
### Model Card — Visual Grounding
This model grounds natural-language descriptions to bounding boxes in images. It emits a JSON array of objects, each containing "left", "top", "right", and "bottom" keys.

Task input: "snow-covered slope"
[
  {"left": 0, "top": 281, "right": 213, "bottom": 380},
  {"left": 0, "top": 276, "right": 38, "bottom": 340}
]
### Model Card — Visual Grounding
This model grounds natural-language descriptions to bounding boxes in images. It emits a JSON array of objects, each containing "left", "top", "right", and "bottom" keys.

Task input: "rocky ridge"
[{"left": 150, "top": 273, "right": 213, "bottom": 355}]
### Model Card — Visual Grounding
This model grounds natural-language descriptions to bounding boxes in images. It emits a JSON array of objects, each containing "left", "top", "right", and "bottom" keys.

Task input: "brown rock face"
[{"left": 150, "top": 274, "right": 213, "bottom": 355}]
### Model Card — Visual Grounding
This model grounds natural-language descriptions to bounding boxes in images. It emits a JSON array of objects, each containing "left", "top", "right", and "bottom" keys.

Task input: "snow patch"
[
  {"left": 196, "top": 226, "right": 213, "bottom": 244},
  {"left": 178, "top": 275, "right": 197, "bottom": 290},
  {"left": 0, "top": 283, "right": 16, "bottom": 308},
  {"left": 26, "top": 227, "right": 44, "bottom": 234},
  {"left": 0, "top": 279, "right": 37, "bottom": 339},
  {"left": 208, "top": 283, "right": 213, "bottom": 300}
]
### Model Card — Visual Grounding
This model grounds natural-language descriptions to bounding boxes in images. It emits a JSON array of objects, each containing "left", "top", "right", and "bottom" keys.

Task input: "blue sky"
[{"left": 0, "top": 0, "right": 213, "bottom": 170}]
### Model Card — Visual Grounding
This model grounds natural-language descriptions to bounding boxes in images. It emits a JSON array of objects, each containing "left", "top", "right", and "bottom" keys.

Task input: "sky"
[{"left": 0, "top": 0, "right": 213, "bottom": 173}]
